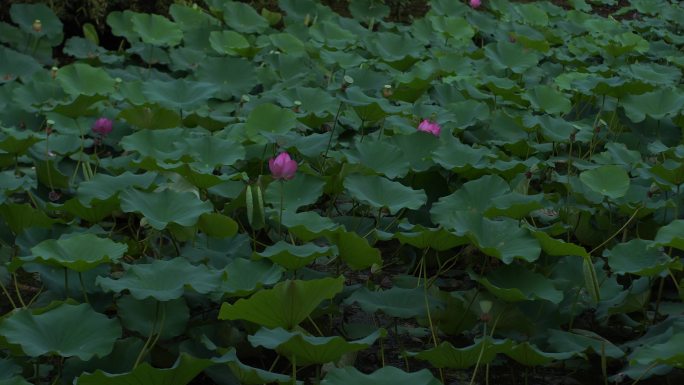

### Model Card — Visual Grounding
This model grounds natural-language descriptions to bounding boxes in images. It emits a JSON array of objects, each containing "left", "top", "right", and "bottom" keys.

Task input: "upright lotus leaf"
[
  {"left": 0, "top": 127, "right": 41, "bottom": 155},
  {"left": 120, "top": 128, "right": 188, "bottom": 162},
  {"left": 524, "top": 85, "right": 572, "bottom": 115},
  {"left": 328, "top": 230, "right": 382, "bottom": 270},
  {"left": 249, "top": 327, "right": 384, "bottom": 365},
  {"left": 196, "top": 56, "right": 256, "bottom": 97},
  {"left": 344, "top": 175, "right": 427, "bottom": 214},
  {"left": 547, "top": 329, "right": 624, "bottom": 359},
  {"left": 0, "top": 303, "right": 120, "bottom": 360},
  {"left": 255, "top": 241, "right": 333, "bottom": 270},
  {"left": 97, "top": 258, "right": 223, "bottom": 301},
  {"left": 27, "top": 233, "right": 127, "bottom": 272},
  {"left": 344, "top": 287, "right": 442, "bottom": 319},
  {"left": 117, "top": 296, "right": 189, "bottom": 340},
  {"left": 395, "top": 225, "right": 467, "bottom": 251},
  {"left": 506, "top": 342, "right": 575, "bottom": 366},
  {"left": 343, "top": 140, "right": 410, "bottom": 179},
  {"left": 270, "top": 33, "right": 307, "bottom": 56},
  {"left": 364, "top": 32, "right": 422, "bottom": 68},
  {"left": 579, "top": 165, "right": 630, "bottom": 199},
  {"left": 77, "top": 172, "right": 157, "bottom": 205},
  {"left": 264, "top": 174, "right": 325, "bottom": 212},
  {"left": 209, "top": 30, "right": 250, "bottom": 56},
  {"left": 622, "top": 88, "right": 684, "bottom": 123},
  {"left": 467, "top": 218, "right": 541, "bottom": 263},
  {"left": 532, "top": 231, "right": 589, "bottom": 258},
  {"left": 216, "top": 348, "right": 293, "bottom": 384},
  {"left": 219, "top": 258, "right": 283, "bottom": 297},
  {"left": 471, "top": 264, "right": 563, "bottom": 303},
  {"left": 198, "top": 213, "right": 238, "bottom": 238},
  {"left": 630, "top": 333, "right": 684, "bottom": 368},
  {"left": 0, "top": 203, "right": 56, "bottom": 234},
  {"left": 281, "top": 211, "right": 341, "bottom": 242},
  {"left": 75, "top": 353, "right": 216, "bottom": 385},
  {"left": 120, "top": 189, "right": 213, "bottom": 230},
  {"left": 130, "top": 13, "right": 182, "bottom": 46},
  {"left": 245, "top": 103, "right": 297, "bottom": 139},
  {"left": 184, "top": 136, "right": 245, "bottom": 170},
  {"left": 321, "top": 366, "right": 441, "bottom": 385},
  {"left": 142, "top": 79, "right": 220, "bottom": 112},
  {"left": 169, "top": 4, "right": 221, "bottom": 31},
  {"left": 429, "top": 15, "right": 475, "bottom": 41},
  {"left": 485, "top": 41, "right": 541, "bottom": 73},
  {"left": 605, "top": 239, "right": 678, "bottom": 276},
  {"left": 218, "top": 276, "right": 345, "bottom": 329},
  {"left": 57, "top": 63, "right": 116, "bottom": 97},
  {"left": 220, "top": 1, "right": 269, "bottom": 33},
  {"left": 432, "top": 135, "right": 488, "bottom": 170},
  {"left": 118, "top": 104, "right": 182, "bottom": 130},
  {"left": 653, "top": 220, "right": 684, "bottom": 251},
  {"left": 408, "top": 338, "right": 513, "bottom": 369},
  {"left": 10, "top": 3, "right": 63, "bottom": 45},
  {"left": 0, "top": 47, "right": 41, "bottom": 81}
]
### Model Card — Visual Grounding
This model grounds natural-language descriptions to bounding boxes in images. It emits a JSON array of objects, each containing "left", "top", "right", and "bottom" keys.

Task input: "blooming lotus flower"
[
  {"left": 269, "top": 152, "right": 298, "bottom": 180},
  {"left": 92, "top": 117, "right": 113, "bottom": 136},
  {"left": 417, "top": 119, "right": 441, "bottom": 137},
  {"left": 469, "top": 0, "right": 482, "bottom": 9}
]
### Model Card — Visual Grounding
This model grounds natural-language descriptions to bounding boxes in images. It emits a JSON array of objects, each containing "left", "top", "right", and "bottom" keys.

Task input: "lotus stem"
[
  {"left": 78, "top": 272, "right": 90, "bottom": 305},
  {"left": 279, "top": 180, "right": 284, "bottom": 239},
  {"left": 0, "top": 278, "right": 17, "bottom": 309}
]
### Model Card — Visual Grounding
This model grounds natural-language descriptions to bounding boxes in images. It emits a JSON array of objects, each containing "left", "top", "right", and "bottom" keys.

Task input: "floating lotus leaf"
[
  {"left": 485, "top": 41, "right": 541, "bottom": 73},
  {"left": 245, "top": 103, "right": 297, "bottom": 139},
  {"left": 409, "top": 338, "right": 513, "bottom": 369},
  {"left": 120, "top": 189, "right": 213, "bottom": 230},
  {"left": 630, "top": 333, "right": 684, "bottom": 368},
  {"left": 344, "top": 174, "right": 427, "bottom": 214},
  {"left": 343, "top": 139, "right": 410, "bottom": 179},
  {"left": 57, "top": 63, "right": 116, "bottom": 97},
  {"left": 264, "top": 174, "right": 325, "bottom": 212},
  {"left": 0, "top": 303, "right": 120, "bottom": 360},
  {"left": 622, "top": 88, "right": 684, "bottom": 123},
  {"left": 142, "top": 79, "right": 220, "bottom": 111},
  {"left": 77, "top": 172, "right": 156, "bottom": 205},
  {"left": 219, "top": 258, "right": 283, "bottom": 297},
  {"left": 27, "top": 233, "right": 127, "bottom": 272}
]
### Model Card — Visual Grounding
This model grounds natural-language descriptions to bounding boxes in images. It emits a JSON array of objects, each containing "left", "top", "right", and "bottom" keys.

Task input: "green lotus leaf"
[
  {"left": 209, "top": 30, "right": 250, "bottom": 56},
  {"left": 130, "top": 13, "right": 182, "bottom": 46},
  {"left": 343, "top": 139, "right": 410, "bottom": 179},
  {"left": 328, "top": 230, "right": 382, "bottom": 270},
  {"left": 605, "top": 239, "right": 678, "bottom": 276},
  {"left": 218, "top": 276, "right": 344, "bottom": 329},
  {"left": 97, "top": 258, "right": 223, "bottom": 301},
  {"left": 532, "top": 231, "right": 589, "bottom": 258},
  {"left": 344, "top": 287, "right": 442, "bottom": 319},
  {"left": 630, "top": 333, "right": 684, "bottom": 368},
  {"left": 249, "top": 327, "right": 384, "bottom": 365},
  {"left": 654, "top": 220, "right": 684, "bottom": 251},
  {"left": 321, "top": 366, "right": 441, "bottom": 385},
  {"left": 0, "top": 303, "right": 120, "bottom": 360},
  {"left": 106, "top": 11, "right": 138, "bottom": 42},
  {"left": 27, "top": 233, "right": 127, "bottom": 272},
  {"left": 429, "top": 15, "right": 475, "bottom": 41},
  {"left": 0, "top": 47, "right": 42, "bottom": 82},
  {"left": 198, "top": 212, "right": 238, "bottom": 238},
  {"left": 281, "top": 211, "right": 341, "bottom": 242},
  {"left": 395, "top": 225, "right": 467, "bottom": 251},
  {"left": 364, "top": 32, "right": 422, "bottom": 64},
  {"left": 75, "top": 353, "right": 215, "bottom": 385},
  {"left": 466, "top": 218, "right": 541, "bottom": 263},
  {"left": 61, "top": 338, "right": 145, "bottom": 381},
  {"left": 215, "top": 348, "right": 293, "bottom": 384},
  {"left": 118, "top": 104, "right": 182, "bottom": 130},
  {"left": 117, "top": 295, "right": 189, "bottom": 340},
  {"left": 254, "top": 241, "right": 333, "bottom": 270},
  {"left": 622, "top": 88, "right": 684, "bottom": 123},
  {"left": 485, "top": 41, "right": 541, "bottom": 73},
  {"left": 507, "top": 342, "right": 575, "bottom": 366},
  {"left": 220, "top": 1, "right": 269, "bottom": 33},
  {"left": 10, "top": 3, "right": 63, "bottom": 45},
  {"left": 57, "top": 63, "right": 115, "bottom": 97},
  {"left": 390, "top": 132, "right": 440, "bottom": 172},
  {"left": 0, "top": 203, "right": 56, "bottom": 234},
  {"left": 120, "top": 189, "right": 213, "bottom": 230},
  {"left": 344, "top": 174, "right": 427, "bottom": 214},
  {"left": 408, "top": 338, "right": 513, "bottom": 369},
  {"left": 432, "top": 135, "right": 488, "bottom": 170},
  {"left": 270, "top": 33, "right": 307, "bottom": 56},
  {"left": 219, "top": 258, "right": 283, "bottom": 297},
  {"left": 245, "top": 103, "right": 297, "bottom": 139},
  {"left": 471, "top": 264, "right": 564, "bottom": 303},
  {"left": 525, "top": 85, "right": 572, "bottom": 115},
  {"left": 120, "top": 128, "right": 189, "bottom": 162},
  {"left": 349, "top": 0, "right": 390, "bottom": 21},
  {"left": 579, "top": 165, "right": 630, "bottom": 199},
  {"left": 196, "top": 56, "right": 256, "bottom": 97},
  {"left": 142, "top": 79, "right": 220, "bottom": 111},
  {"left": 547, "top": 329, "right": 624, "bottom": 359},
  {"left": 77, "top": 172, "right": 157, "bottom": 205},
  {"left": 0, "top": 359, "right": 22, "bottom": 381},
  {"left": 264, "top": 174, "right": 325, "bottom": 212},
  {"left": 169, "top": 4, "right": 221, "bottom": 31}
]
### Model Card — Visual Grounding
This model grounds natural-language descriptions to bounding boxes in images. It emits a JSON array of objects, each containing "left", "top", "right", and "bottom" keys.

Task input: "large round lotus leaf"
[
  {"left": 328, "top": 230, "right": 382, "bottom": 270},
  {"left": 117, "top": 295, "right": 189, "bottom": 340},
  {"left": 654, "top": 220, "right": 684, "bottom": 251},
  {"left": 622, "top": 88, "right": 684, "bottom": 123},
  {"left": 142, "top": 79, "right": 220, "bottom": 111},
  {"left": 75, "top": 353, "right": 215, "bottom": 385},
  {"left": 27, "top": 233, "right": 127, "bottom": 272},
  {"left": 245, "top": 103, "right": 297, "bottom": 139},
  {"left": 77, "top": 172, "right": 157, "bottom": 205},
  {"left": 62, "top": 338, "right": 144, "bottom": 381},
  {"left": 219, "top": 258, "right": 283, "bottom": 297},
  {"left": 532, "top": 231, "right": 589, "bottom": 258},
  {"left": 467, "top": 217, "right": 541, "bottom": 263},
  {"left": 579, "top": 165, "right": 630, "bottom": 199},
  {"left": 432, "top": 135, "right": 488, "bottom": 170},
  {"left": 219, "top": 276, "right": 344, "bottom": 329},
  {"left": 409, "top": 338, "right": 513, "bottom": 369},
  {"left": 395, "top": 225, "right": 467, "bottom": 251},
  {"left": 249, "top": 327, "right": 384, "bottom": 365},
  {"left": 264, "top": 174, "right": 325, "bottom": 212},
  {"left": 120, "top": 189, "right": 213, "bottom": 230},
  {"left": 630, "top": 333, "right": 684, "bottom": 368},
  {"left": 118, "top": 104, "right": 182, "bottom": 130},
  {"left": 254, "top": 241, "right": 333, "bottom": 270},
  {"left": 219, "top": 1, "right": 269, "bottom": 33},
  {"left": 429, "top": 15, "right": 475, "bottom": 41},
  {"left": 344, "top": 287, "right": 442, "bottom": 319},
  {"left": 343, "top": 140, "right": 409, "bottom": 179},
  {"left": 169, "top": 4, "right": 221, "bottom": 31},
  {"left": 605, "top": 239, "right": 677, "bottom": 276},
  {"left": 10, "top": 3, "right": 63, "bottom": 45},
  {"left": 349, "top": 0, "right": 389, "bottom": 21},
  {"left": 281, "top": 211, "right": 340, "bottom": 242},
  {"left": 120, "top": 128, "right": 189, "bottom": 161},
  {"left": 269, "top": 33, "right": 307, "bottom": 56},
  {"left": 0, "top": 47, "right": 42, "bottom": 82},
  {"left": 57, "top": 63, "right": 116, "bottom": 96},
  {"left": 213, "top": 348, "right": 292, "bottom": 384},
  {"left": 524, "top": 85, "right": 572, "bottom": 115},
  {"left": 472, "top": 264, "right": 563, "bottom": 303},
  {"left": 196, "top": 56, "right": 256, "bottom": 97},
  {"left": 321, "top": 366, "right": 441, "bottom": 385},
  {"left": 198, "top": 212, "right": 238, "bottom": 238},
  {"left": 130, "top": 13, "right": 182, "bottom": 46},
  {"left": 96, "top": 258, "right": 223, "bottom": 301},
  {"left": 209, "top": 30, "right": 250, "bottom": 56},
  {"left": 0, "top": 303, "right": 120, "bottom": 360},
  {"left": 485, "top": 41, "right": 541, "bottom": 73},
  {"left": 344, "top": 174, "right": 426, "bottom": 214}
]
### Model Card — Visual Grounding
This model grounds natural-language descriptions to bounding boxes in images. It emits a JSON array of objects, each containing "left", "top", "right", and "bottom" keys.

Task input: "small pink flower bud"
[
  {"left": 92, "top": 117, "right": 113, "bottom": 136},
  {"left": 469, "top": 0, "right": 482, "bottom": 9},
  {"left": 417, "top": 119, "right": 441, "bottom": 137},
  {"left": 269, "top": 152, "right": 298, "bottom": 180}
]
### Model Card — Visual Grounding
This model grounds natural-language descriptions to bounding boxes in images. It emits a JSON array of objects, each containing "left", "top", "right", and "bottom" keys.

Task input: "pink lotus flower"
[
  {"left": 417, "top": 119, "right": 441, "bottom": 137},
  {"left": 92, "top": 117, "right": 113, "bottom": 136},
  {"left": 269, "top": 152, "right": 298, "bottom": 180},
  {"left": 469, "top": 0, "right": 482, "bottom": 9}
]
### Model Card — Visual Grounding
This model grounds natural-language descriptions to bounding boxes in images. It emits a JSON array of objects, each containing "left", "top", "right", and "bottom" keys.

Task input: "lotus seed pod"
[{"left": 32, "top": 19, "right": 42, "bottom": 33}]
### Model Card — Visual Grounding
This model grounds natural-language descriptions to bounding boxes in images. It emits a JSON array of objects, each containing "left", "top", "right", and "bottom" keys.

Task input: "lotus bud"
[
  {"left": 479, "top": 300, "right": 493, "bottom": 322},
  {"left": 51, "top": 66, "right": 59, "bottom": 79},
  {"left": 341, "top": 75, "right": 354, "bottom": 91},
  {"left": 382, "top": 84, "right": 393, "bottom": 97},
  {"left": 269, "top": 152, "right": 298, "bottom": 180},
  {"left": 293, "top": 100, "right": 302, "bottom": 113},
  {"left": 92, "top": 117, "right": 113, "bottom": 136},
  {"left": 32, "top": 19, "right": 42, "bottom": 32},
  {"left": 417, "top": 119, "right": 441, "bottom": 137},
  {"left": 304, "top": 13, "right": 311, "bottom": 26},
  {"left": 469, "top": 0, "right": 482, "bottom": 9}
]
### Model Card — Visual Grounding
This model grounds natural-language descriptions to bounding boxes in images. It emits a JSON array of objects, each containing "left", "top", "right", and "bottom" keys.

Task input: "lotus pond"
[{"left": 1, "top": 0, "right": 684, "bottom": 384}]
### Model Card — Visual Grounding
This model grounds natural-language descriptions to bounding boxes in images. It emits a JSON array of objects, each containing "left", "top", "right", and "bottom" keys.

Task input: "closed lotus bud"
[
  {"left": 51, "top": 66, "right": 58, "bottom": 79},
  {"left": 32, "top": 19, "right": 42, "bottom": 33},
  {"left": 293, "top": 100, "right": 302, "bottom": 113},
  {"left": 382, "top": 84, "right": 393, "bottom": 97}
]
